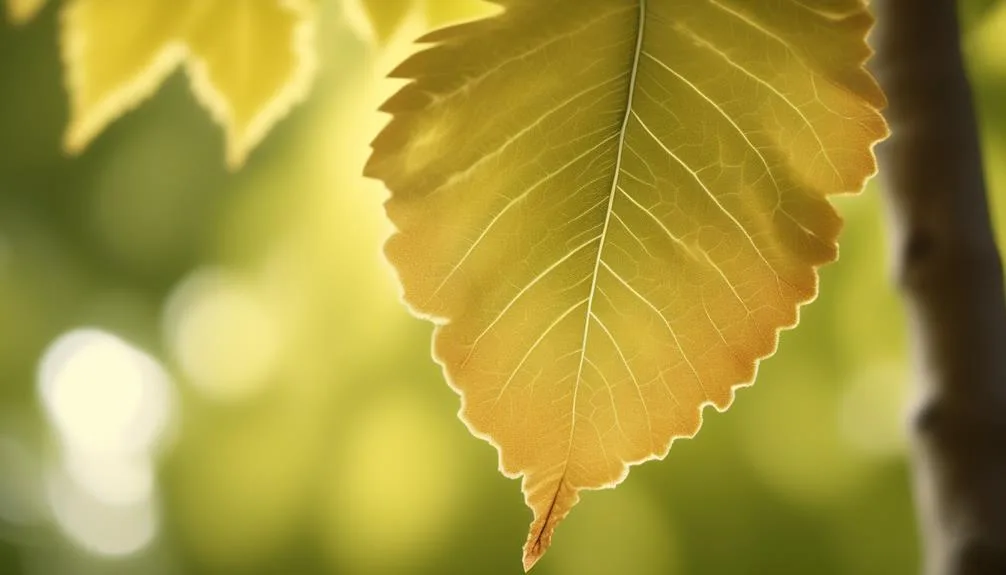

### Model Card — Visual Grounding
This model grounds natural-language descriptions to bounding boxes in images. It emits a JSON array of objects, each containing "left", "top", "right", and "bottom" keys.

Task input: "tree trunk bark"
[{"left": 871, "top": 1, "right": 1006, "bottom": 574}]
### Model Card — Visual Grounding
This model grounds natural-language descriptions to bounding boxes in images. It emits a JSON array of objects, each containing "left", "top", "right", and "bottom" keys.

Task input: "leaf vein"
[
  {"left": 428, "top": 132, "right": 618, "bottom": 303},
  {"left": 461, "top": 235, "right": 602, "bottom": 368},
  {"left": 599, "top": 259, "right": 709, "bottom": 401}
]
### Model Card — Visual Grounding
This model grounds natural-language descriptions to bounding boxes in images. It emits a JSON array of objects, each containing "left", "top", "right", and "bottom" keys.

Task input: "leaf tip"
[
  {"left": 62, "top": 111, "right": 108, "bottom": 157},
  {"left": 223, "top": 139, "right": 250, "bottom": 171},
  {"left": 521, "top": 544, "right": 544, "bottom": 572},
  {"left": 521, "top": 508, "right": 560, "bottom": 573},
  {"left": 62, "top": 125, "right": 87, "bottom": 157},
  {"left": 182, "top": 0, "right": 319, "bottom": 172}
]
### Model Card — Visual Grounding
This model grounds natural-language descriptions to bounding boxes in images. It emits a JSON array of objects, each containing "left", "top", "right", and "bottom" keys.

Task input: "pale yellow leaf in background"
[
  {"left": 366, "top": 0, "right": 887, "bottom": 570},
  {"left": 423, "top": 0, "right": 496, "bottom": 29},
  {"left": 345, "top": 0, "right": 414, "bottom": 42},
  {"left": 5, "top": 0, "right": 46, "bottom": 23},
  {"left": 61, "top": 0, "right": 191, "bottom": 153},
  {"left": 345, "top": 0, "right": 495, "bottom": 46},
  {"left": 60, "top": 0, "right": 317, "bottom": 168},
  {"left": 184, "top": 0, "right": 318, "bottom": 168}
]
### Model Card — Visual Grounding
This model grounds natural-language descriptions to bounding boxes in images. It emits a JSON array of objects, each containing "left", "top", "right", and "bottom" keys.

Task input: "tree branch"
[{"left": 871, "top": 1, "right": 1006, "bottom": 574}]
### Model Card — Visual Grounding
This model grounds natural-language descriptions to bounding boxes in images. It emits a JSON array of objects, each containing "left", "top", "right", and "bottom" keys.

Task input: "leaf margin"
[{"left": 369, "top": 0, "right": 891, "bottom": 570}]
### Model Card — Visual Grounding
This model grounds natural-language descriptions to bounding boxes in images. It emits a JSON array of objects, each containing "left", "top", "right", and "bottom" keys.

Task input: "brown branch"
[{"left": 871, "top": 1, "right": 1006, "bottom": 574}]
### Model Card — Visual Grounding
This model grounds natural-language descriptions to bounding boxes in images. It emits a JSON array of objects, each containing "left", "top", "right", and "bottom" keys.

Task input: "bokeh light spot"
[
  {"left": 551, "top": 486, "right": 678, "bottom": 575},
  {"left": 61, "top": 450, "right": 155, "bottom": 507},
  {"left": 46, "top": 460, "right": 158, "bottom": 557},
  {"left": 323, "top": 395, "right": 464, "bottom": 573},
  {"left": 165, "top": 268, "right": 284, "bottom": 402},
  {"left": 839, "top": 362, "right": 909, "bottom": 458},
  {"left": 38, "top": 329, "right": 174, "bottom": 456}
]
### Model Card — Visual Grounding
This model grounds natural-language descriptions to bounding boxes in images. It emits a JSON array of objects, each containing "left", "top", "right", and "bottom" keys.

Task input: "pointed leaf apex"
[{"left": 522, "top": 548, "right": 542, "bottom": 572}]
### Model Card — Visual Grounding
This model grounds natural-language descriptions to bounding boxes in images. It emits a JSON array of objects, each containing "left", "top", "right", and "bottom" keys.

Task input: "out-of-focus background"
[{"left": 1, "top": 1, "right": 1004, "bottom": 574}]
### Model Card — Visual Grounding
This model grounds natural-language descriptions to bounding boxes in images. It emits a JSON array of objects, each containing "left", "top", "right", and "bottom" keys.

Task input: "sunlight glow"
[
  {"left": 165, "top": 268, "right": 284, "bottom": 401},
  {"left": 324, "top": 396, "right": 464, "bottom": 571},
  {"left": 838, "top": 363, "right": 908, "bottom": 457},
  {"left": 61, "top": 450, "right": 155, "bottom": 506},
  {"left": 46, "top": 460, "right": 158, "bottom": 557},
  {"left": 38, "top": 328, "right": 173, "bottom": 456},
  {"left": 37, "top": 328, "right": 173, "bottom": 557}
]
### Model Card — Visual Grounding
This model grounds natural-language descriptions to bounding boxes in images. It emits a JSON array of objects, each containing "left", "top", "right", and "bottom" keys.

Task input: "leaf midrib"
[{"left": 534, "top": 0, "right": 648, "bottom": 547}]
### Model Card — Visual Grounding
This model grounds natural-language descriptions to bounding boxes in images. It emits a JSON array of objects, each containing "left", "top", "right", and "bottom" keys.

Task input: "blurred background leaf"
[
  {"left": 0, "top": 1, "right": 1005, "bottom": 574},
  {"left": 17, "top": 0, "right": 318, "bottom": 169},
  {"left": 4, "top": 0, "right": 47, "bottom": 24},
  {"left": 423, "top": 0, "right": 497, "bottom": 29},
  {"left": 346, "top": 0, "right": 412, "bottom": 43}
]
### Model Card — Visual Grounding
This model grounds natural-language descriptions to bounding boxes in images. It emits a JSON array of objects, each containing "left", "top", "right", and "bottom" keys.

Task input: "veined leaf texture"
[{"left": 366, "top": 0, "right": 887, "bottom": 570}]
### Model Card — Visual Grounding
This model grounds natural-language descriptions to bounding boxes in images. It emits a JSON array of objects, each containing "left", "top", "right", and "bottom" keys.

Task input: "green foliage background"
[{"left": 1, "top": 1, "right": 1005, "bottom": 574}]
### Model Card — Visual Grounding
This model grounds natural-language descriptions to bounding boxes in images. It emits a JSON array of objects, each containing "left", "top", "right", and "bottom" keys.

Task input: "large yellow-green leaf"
[
  {"left": 61, "top": 0, "right": 317, "bottom": 168},
  {"left": 5, "top": 0, "right": 47, "bottom": 23},
  {"left": 367, "top": 0, "right": 887, "bottom": 569}
]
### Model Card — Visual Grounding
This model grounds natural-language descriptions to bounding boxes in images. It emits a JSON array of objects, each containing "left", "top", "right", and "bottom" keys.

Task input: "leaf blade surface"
[
  {"left": 366, "top": 0, "right": 887, "bottom": 568},
  {"left": 184, "top": 0, "right": 317, "bottom": 167},
  {"left": 61, "top": 0, "right": 191, "bottom": 153},
  {"left": 59, "top": 0, "right": 316, "bottom": 167}
]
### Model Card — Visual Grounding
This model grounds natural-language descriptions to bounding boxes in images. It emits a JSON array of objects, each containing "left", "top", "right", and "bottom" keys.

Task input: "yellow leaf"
[
  {"left": 423, "top": 0, "right": 496, "bottom": 29},
  {"left": 61, "top": 0, "right": 191, "bottom": 153},
  {"left": 60, "top": 0, "right": 317, "bottom": 169},
  {"left": 345, "top": 0, "right": 414, "bottom": 43},
  {"left": 6, "top": 0, "right": 47, "bottom": 23},
  {"left": 366, "top": 0, "right": 887, "bottom": 570},
  {"left": 184, "top": 0, "right": 318, "bottom": 168}
]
